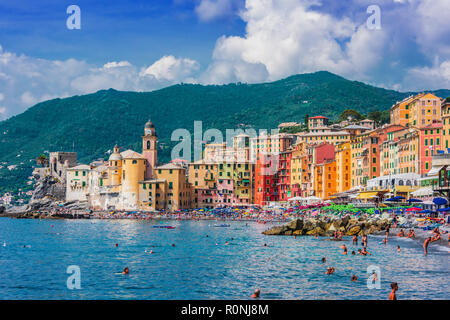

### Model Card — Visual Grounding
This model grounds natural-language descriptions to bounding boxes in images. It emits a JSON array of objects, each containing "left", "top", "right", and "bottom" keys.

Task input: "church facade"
[{"left": 65, "top": 120, "right": 195, "bottom": 211}]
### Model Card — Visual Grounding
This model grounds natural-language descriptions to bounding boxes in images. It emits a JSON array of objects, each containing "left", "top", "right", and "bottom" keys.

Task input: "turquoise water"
[{"left": 0, "top": 218, "right": 448, "bottom": 300}]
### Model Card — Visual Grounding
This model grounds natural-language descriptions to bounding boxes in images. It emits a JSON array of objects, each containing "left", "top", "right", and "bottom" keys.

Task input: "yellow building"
[
  {"left": 335, "top": 142, "right": 351, "bottom": 193},
  {"left": 409, "top": 93, "right": 442, "bottom": 128},
  {"left": 441, "top": 98, "right": 450, "bottom": 149}
]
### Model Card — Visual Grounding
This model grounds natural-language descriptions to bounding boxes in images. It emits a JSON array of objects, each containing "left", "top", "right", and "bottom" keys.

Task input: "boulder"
[
  {"left": 293, "top": 230, "right": 304, "bottom": 236},
  {"left": 284, "top": 230, "right": 293, "bottom": 236},
  {"left": 287, "top": 219, "right": 303, "bottom": 230},
  {"left": 262, "top": 225, "right": 288, "bottom": 235},
  {"left": 341, "top": 215, "right": 351, "bottom": 226},
  {"left": 306, "top": 227, "right": 325, "bottom": 236},
  {"left": 346, "top": 225, "right": 361, "bottom": 236}
]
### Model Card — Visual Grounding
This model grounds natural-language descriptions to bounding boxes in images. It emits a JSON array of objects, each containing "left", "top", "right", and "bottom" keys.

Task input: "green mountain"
[{"left": 1, "top": 71, "right": 449, "bottom": 193}]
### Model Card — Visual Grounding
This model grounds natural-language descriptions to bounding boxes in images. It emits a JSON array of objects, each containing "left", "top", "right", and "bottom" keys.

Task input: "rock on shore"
[{"left": 262, "top": 216, "right": 391, "bottom": 236}]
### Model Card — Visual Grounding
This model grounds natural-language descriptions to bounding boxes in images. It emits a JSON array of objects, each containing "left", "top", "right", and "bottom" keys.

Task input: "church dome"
[
  {"left": 109, "top": 151, "right": 122, "bottom": 161},
  {"left": 145, "top": 120, "right": 154, "bottom": 129}
]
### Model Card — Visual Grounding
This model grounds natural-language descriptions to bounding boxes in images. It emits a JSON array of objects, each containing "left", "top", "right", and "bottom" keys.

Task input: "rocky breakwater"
[
  {"left": 2, "top": 174, "right": 89, "bottom": 219},
  {"left": 262, "top": 216, "right": 391, "bottom": 236}
]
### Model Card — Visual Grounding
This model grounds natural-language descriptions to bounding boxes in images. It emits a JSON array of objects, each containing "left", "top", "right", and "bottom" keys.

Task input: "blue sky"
[
  {"left": 0, "top": 0, "right": 245, "bottom": 65},
  {"left": 0, "top": 0, "right": 449, "bottom": 119}
]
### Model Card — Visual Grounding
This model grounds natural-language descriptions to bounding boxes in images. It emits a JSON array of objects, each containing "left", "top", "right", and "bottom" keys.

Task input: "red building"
[
  {"left": 254, "top": 154, "right": 278, "bottom": 206},
  {"left": 277, "top": 151, "right": 292, "bottom": 201}
]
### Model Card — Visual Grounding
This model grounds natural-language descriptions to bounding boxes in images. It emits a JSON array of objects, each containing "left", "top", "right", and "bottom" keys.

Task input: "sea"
[{"left": 0, "top": 218, "right": 448, "bottom": 300}]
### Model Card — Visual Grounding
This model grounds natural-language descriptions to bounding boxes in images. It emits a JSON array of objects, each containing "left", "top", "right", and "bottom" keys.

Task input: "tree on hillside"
[
  {"left": 36, "top": 154, "right": 48, "bottom": 167},
  {"left": 368, "top": 110, "right": 390, "bottom": 126},
  {"left": 339, "top": 109, "right": 364, "bottom": 122},
  {"left": 304, "top": 114, "right": 309, "bottom": 132}
]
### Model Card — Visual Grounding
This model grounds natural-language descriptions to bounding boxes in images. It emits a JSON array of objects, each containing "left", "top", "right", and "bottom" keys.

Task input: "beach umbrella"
[
  {"left": 433, "top": 197, "right": 448, "bottom": 206},
  {"left": 408, "top": 198, "right": 422, "bottom": 203},
  {"left": 437, "top": 207, "right": 450, "bottom": 212},
  {"left": 405, "top": 207, "right": 422, "bottom": 212},
  {"left": 420, "top": 209, "right": 434, "bottom": 214},
  {"left": 385, "top": 197, "right": 398, "bottom": 202},
  {"left": 394, "top": 196, "right": 405, "bottom": 200}
]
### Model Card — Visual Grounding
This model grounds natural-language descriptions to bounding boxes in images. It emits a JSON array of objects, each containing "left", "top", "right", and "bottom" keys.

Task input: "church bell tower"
[{"left": 142, "top": 119, "right": 157, "bottom": 179}]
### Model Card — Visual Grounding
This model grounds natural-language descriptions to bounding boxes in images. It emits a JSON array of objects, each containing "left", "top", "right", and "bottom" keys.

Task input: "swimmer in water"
[
  {"left": 397, "top": 229, "right": 405, "bottom": 237},
  {"left": 251, "top": 288, "right": 260, "bottom": 298},
  {"left": 321, "top": 257, "right": 326, "bottom": 263},
  {"left": 397, "top": 245, "right": 401, "bottom": 253},
  {"left": 341, "top": 244, "right": 347, "bottom": 255},
  {"left": 171, "top": 243, "right": 176, "bottom": 247},
  {"left": 122, "top": 267, "right": 129, "bottom": 275},
  {"left": 225, "top": 241, "right": 229, "bottom": 245},
  {"left": 361, "top": 247, "right": 371, "bottom": 255},
  {"left": 361, "top": 234, "right": 368, "bottom": 247},
  {"left": 423, "top": 237, "right": 431, "bottom": 256},
  {"left": 351, "top": 275, "right": 357, "bottom": 282},
  {"left": 351, "top": 251, "right": 356, "bottom": 255},
  {"left": 115, "top": 243, "right": 118, "bottom": 247},
  {"left": 389, "top": 282, "right": 398, "bottom": 300},
  {"left": 382, "top": 238, "right": 387, "bottom": 244},
  {"left": 352, "top": 235, "right": 358, "bottom": 245},
  {"left": 263, "top": 243, "right": 267, "bottom": 247},
  {"left": 325, "top": 267, "right": 335, "bottom": 275}
]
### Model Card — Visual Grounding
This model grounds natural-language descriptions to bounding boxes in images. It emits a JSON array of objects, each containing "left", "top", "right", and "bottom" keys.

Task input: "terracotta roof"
[
  {"left": 309, "top": 116, "right": 328, "bottom": 119},
  {"left": 156, "top": 163, "right": 184, "bottom": 170},
  {"left": 120, "top": 149, "right": 145, "bottom": 159},
  {"left": 67, "top": 164, "right": 90, "bottom": 171}
]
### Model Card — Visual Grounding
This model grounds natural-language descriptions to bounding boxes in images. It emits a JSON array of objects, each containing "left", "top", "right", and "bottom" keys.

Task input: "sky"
[{"left": 0, "top": 0, "right": 449, "bottom": 119}]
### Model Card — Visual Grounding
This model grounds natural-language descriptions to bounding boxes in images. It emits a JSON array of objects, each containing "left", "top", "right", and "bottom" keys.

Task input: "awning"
[
  {"left": 395, "top": 185, "right": 415, "bottom": 193},
  {"left": 427, "top": 166, "right": 444, "bottom": 177},
  {"left": 357, "top": 191, "right": 379, "bottom": 199},
  {"left": 411, "top": 186, "right": 433, "bottom": 197}
]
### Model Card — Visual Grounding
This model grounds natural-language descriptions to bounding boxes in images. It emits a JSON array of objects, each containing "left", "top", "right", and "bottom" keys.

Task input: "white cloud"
[
  {"left": 201, "top": 0, "right": 449, "bottom": 91},
  {"left": 141, "top": 55, "right": 200, "bottom": 81},
  {"left": 0, "top": 93, "right": 4, "bottom": 101},
  {"left": 20, "top": 92, "right": 37, "bottom": 106},
  {"left": 202, "top": 0, "right": 367, "bottom": 83},
  {"left": 195, "top": 0, "right": 237, "bottom": 22},
  {"left": 404, "top": 60, "right": 450, "bottom": 91},
  {"left": 103, "top": 61, "right": 132, "bottom": 69}
]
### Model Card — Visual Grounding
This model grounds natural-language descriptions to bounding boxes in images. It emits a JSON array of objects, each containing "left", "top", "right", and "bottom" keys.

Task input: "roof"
[
  {"left": 309, "top": 116, "right": 328, "bottom": 119},
  {"left": 109, "top": 152, "right": 122, "bottom": 161},
  {"left": 145, "top": 119, "right": 154, "bottom": 129},
  {"left": 301, "top": 130, "right": 350, "bottom": 137},
  {"left": 92, "top": 165, "right": 108, "bottom": 172},
  {"left": 140, "top": 179, "right": 166, "bottom": 183},
  {"left": 120, "top": 150, "right": 145, "bottom": 159},
  {"left": 67, "top": 164, "right": 90, "bottom": 171},
  {"left": 156, "top": 163, "right": 184, "bottom": 170},
  {"left": 420, "top": 121, "right": 442, "bottom": 129},
  {"left": 344, "top": 125, "right": 370, "bottom": 130},
  {"left": 427, "top": 166, "right": 444, "bottom": 177}
]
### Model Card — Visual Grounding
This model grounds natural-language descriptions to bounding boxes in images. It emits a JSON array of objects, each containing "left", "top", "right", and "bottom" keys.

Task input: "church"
[{"left": 65, "top": 120, "right": 194, "bottom": 211}]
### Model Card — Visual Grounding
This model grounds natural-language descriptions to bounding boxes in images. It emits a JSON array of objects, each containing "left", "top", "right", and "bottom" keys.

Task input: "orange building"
[{"left": 335, "top": 142, "right": 351, "bottom": 193}]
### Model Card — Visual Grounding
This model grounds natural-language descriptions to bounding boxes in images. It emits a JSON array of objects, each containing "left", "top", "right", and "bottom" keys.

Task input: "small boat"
[{"left": 152, "top": 225, "right": 176, "bottom": 229}]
